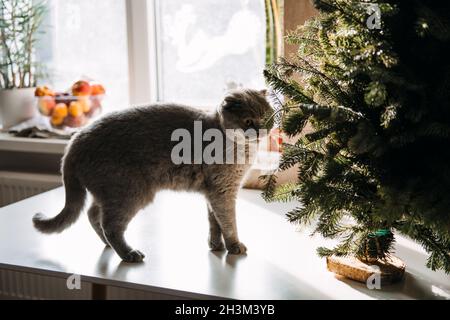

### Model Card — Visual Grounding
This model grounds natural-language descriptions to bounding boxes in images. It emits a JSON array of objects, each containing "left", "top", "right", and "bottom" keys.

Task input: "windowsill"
[{"left": 0, "top": 133, "right": 67, "bottom": 155}]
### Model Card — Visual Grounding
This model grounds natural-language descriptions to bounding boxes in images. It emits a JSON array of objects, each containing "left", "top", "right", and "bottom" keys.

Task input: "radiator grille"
[
  {"left": 0, "top": 171, "right": 61, "bottom": 207},
  {"left": 0, "top": 269, "right": 91, "bottom": 300},
  {"left": 0, "top": 269, "right": 187, "bottom": 300}
]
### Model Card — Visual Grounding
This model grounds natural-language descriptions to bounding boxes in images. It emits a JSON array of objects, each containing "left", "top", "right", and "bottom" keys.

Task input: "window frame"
[
  {"left": 125, "top": 0, "right": 270, "bottom": 108},
  {"left": 125, "top": 0, "right": 160, "bottom": 105}
]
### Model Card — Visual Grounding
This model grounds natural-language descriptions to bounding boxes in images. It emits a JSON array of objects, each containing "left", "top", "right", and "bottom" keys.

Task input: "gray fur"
[{"left": 32, "top": 89, "right": 272, "bottom": 262}]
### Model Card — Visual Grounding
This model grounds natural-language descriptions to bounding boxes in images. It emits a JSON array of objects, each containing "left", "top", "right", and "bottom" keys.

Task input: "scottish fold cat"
[{"left": 33, "top": 89, "right": 272, "bottom": 262}]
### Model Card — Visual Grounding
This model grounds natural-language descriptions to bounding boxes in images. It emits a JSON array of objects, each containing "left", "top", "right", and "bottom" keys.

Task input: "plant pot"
[
  {"left": 326, "top": 229, "right": 405, "bottom": 285},
  {"left": 0, "top": 88, "right": 37, "bottom": 130},
  {"left": 326, "top": 255, "right": 406, "bottom": 285}
]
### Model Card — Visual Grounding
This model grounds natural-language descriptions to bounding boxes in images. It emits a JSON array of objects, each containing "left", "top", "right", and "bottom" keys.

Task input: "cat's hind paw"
[
  {"left": 227, "top": 242, "right": 247, "bottom": 255},
  {"left": 209, "top": 239, "right": 225, "bottom": 251},
  {"left": 122, "top": 249, "right": 145, "bottom": 263}
]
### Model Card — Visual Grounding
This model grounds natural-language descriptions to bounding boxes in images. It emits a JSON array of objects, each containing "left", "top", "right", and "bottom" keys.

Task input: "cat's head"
[{"left": 218, "top": 89, "right": 273, "bottom": 139}]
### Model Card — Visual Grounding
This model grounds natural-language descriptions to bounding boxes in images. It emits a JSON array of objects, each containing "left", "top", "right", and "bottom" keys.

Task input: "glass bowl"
[{"left": 37, "top": 94, "right": 104, "bottom": 128}]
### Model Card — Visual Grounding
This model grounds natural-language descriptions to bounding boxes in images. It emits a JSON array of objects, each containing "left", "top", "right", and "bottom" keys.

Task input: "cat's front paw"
[
  {"left": 227, "top": 242, "right": 247, "bottom": 255},
  {"left": 122, "top": 249, "right": 145, "bottom": 263}
]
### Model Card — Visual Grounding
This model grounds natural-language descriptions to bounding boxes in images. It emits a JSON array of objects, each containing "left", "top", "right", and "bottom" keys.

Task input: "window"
[
  {"left": 38, "top": 0, "right": 266, "bottom": 110},
  {"left": 37, "top": 0, "right": 129, "bottom": 110},
  {"left": 156, "top": 0, "right": 266, "bottom": 106}
]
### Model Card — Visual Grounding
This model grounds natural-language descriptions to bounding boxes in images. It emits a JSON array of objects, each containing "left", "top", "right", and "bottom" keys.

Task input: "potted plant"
[{"left": 0, "top": 0, "right": 46, "bottom": 129}]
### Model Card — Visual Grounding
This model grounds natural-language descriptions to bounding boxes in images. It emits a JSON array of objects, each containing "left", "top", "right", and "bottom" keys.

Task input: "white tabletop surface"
[{"left": 0, "top": 187, "right": 448, "bottom": 300}]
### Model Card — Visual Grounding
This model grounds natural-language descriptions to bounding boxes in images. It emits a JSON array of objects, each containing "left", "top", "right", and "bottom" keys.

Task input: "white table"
[{"left": 0, "top": 187, "right": 448, "bottom": 299}]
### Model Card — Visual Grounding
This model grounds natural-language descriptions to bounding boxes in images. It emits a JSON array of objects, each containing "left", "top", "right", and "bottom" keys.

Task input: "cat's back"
[
  {"left": 66, "top": 103, "right": 214, "bottom": 165},
  {"left": 77, "top": 103, "right": 209, "bottom": 142},
  {"left": 91, "top": 103, "right": 205, "bottom": 132}
]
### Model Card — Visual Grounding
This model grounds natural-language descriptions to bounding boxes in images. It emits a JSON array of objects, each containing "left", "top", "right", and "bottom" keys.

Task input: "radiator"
[
  {"left": 0, "top": 171, "right": 62, "bottom": 207},
  {"left": 0, "top": 269, "right": 91, "bottom": 300},
  {"left": 0, "top": 269, "right": 186, "bottom": 300}
]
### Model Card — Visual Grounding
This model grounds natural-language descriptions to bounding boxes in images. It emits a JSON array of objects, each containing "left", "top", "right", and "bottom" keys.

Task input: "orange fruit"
[
  {"left": 35, "top": 86, "right": 55, "bottom": 97},
  {"left": 72, "top": 80, "right": 91, "bottom": 96},
  {"left": 90, "top": 82, "right": 105, "bottom": 95},
  {"left": 77, "top": 97, "right": 92, "bottom": 113},
  {"left": 38, "top": 98, "right": 55, "bottom": 116},
  {"left": 51, "top": 115, "right": 64, "bottom": 126},
  {"left": 69, "top": 101, "right": 83, "bottom": 117},
  {"left": 35, "top": 87, "right": 46, "bottom": 97},
  {"left": 53, "top": 103, "right": 68, "bottom": 118}
]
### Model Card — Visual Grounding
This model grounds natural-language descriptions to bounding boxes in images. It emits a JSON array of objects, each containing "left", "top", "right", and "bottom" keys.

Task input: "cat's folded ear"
[
  {"left": 222, "top": 92, "right": 243, "bottom": 111},
  {"left": 259, "top": 89, "right": 268, "bottom": 96}
]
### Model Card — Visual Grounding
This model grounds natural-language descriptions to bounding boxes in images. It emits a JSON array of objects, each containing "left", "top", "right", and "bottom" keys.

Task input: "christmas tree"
[{"left": 263, "top": 0, "right": 450, "bottom": 272}]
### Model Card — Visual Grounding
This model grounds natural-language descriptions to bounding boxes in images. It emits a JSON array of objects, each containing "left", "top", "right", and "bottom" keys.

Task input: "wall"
[{"left": 284, "top": 0, "right": 317, "bottom": 58}]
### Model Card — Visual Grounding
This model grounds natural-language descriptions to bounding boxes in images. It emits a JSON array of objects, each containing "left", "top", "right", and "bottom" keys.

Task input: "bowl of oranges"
[{"left": 35, "top": 80, "right": 105, "bottom": 128}]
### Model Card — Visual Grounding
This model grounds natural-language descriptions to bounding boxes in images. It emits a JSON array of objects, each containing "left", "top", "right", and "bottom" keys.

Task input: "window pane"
[
  {"left": 157, "top": 0, "right": 266, "bottom": 106},
  {"left": 37, "top": 0, "right": 129, "bottom": 111}
]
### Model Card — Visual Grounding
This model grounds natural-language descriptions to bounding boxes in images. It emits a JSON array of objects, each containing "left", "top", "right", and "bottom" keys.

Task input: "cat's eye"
[{"left": 245, "top": 119, "right": 254, "bottom": 127}]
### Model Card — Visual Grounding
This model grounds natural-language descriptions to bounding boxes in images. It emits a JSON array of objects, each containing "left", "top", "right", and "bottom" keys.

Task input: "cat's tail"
[{"left": 32, "top": 165, "right": 86, "bottom": 234}]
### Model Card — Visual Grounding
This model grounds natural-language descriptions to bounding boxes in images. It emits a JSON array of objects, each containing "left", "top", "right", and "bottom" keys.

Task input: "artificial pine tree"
[{"left": 263, "top": 0, "right": 450, "bottom": 275}]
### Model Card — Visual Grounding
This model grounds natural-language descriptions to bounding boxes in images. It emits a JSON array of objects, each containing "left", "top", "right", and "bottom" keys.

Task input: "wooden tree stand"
[{"left": 326, "top": 255, "right": 406, "bottom": 284}]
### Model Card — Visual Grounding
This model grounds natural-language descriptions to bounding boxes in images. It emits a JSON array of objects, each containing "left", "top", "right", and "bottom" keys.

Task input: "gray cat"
[{"left": 32, "top": 89, "right": 272, "bottom": 262}]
